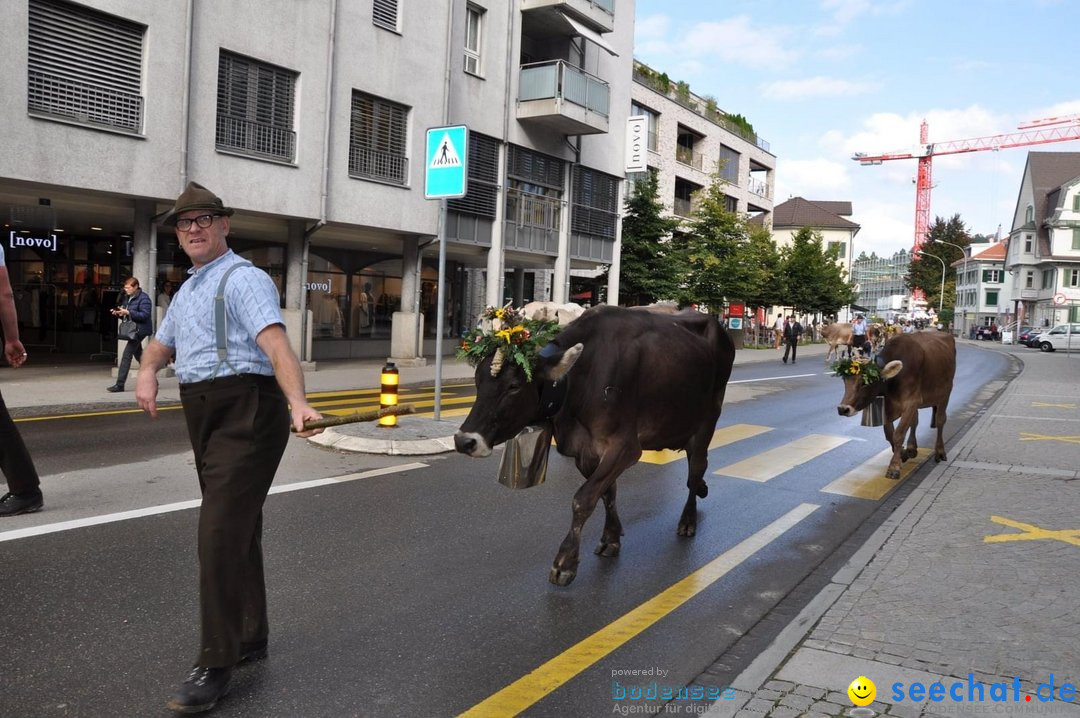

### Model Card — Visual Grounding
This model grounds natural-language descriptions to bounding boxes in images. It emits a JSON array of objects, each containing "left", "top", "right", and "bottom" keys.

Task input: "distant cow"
[
  {"left": 454, "top": 306, "right": 736, "bottom": 586},
  {"left": 835, "top": 332, "right": 956, "bottom": 479},
  {"left": 520, "top": 301, "right": 586, "bottom": 326},
  {"left": 821, "top": 322, "right": 853, "bottom": 362}
]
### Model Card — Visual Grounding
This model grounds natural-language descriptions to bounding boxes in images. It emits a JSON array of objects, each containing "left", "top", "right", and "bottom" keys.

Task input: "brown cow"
[
  {"left": 835, "top": 331, "right": 956, "bottom": 478},
  {"left": 454, "top": 306, "right": 736, "bottom": 586},
  {"left": 821, "top": 322, "right": 853, "bottom": 362}
]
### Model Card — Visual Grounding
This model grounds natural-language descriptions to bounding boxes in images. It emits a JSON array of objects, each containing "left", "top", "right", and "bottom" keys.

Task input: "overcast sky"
[{"left": 632, "top": 0, "right": 1080, "bottom": 258}]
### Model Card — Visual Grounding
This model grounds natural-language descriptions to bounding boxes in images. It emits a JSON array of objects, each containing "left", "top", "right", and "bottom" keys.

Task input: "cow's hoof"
[
  {"left": 902, "top": 448, "right": 917, "bottom": 461},
  {"left": 886, "top": 467, "right": 900, "bottom": 479},
  {"left": 695, "top": 483, "right": 709, "bottom": 499},
  {"left": 677, "top": 522, "right": 696, "bottom": 537},
  {"left": 935, "top": 452, "right": 946, "bottom": 463},
  {"left": 549, "top": 567, "right": 577, "bottom": 586},
  {"left": 594, "top": 540, "right": 621, "bottom": 557}
]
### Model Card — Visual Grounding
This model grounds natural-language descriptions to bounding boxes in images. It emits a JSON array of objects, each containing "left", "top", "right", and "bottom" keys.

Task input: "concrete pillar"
[
  {"left": 285, "top": 219, "right": 304, "bottom": 310},
  {"left": 401, "top": 237, "right": 419, "bottom": 313},
  {"left": 512, "top": 267, "right": 525, "bottom": 306},
  {"left": 486, "top": 143, "right": 507, "bottom": 308},
  {"left": 116, "top": 200, "right": 157, "bottom": 375},
  {"left": 390, "top": 236, "right": 424, "bottom": 364},
  {"left": 607, "top": 181, "right": 625, "bottom": 305},
  {"left": 552, "top": 171, "right": 570, "bottom": 304}
]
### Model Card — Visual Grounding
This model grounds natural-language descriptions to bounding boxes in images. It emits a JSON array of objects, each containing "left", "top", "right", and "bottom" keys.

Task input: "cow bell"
[
  {"left": 497, "top": 423, "right": 553, "bottom": 489},
  {"left": 861, "top": 396, "right": 885, "bottom": 427}
]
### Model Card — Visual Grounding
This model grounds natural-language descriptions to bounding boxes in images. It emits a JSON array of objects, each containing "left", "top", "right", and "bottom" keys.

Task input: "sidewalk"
[{"left": 706, "top": 343, "right": 1080, "bottom": 717}]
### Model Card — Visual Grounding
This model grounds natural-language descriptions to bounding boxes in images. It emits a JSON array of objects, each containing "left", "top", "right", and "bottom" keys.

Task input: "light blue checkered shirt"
[{"left": 156, "top": 250, "right": 284, "bottom": 383}]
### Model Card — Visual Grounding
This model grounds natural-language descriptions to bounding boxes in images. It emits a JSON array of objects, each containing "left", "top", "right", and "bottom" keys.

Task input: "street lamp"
[
  {"left": 936, "top": 240, "right": 968, "bottom": 334},
  {"left": 914, "top": 250, "right": 945, "bottom": 317}
]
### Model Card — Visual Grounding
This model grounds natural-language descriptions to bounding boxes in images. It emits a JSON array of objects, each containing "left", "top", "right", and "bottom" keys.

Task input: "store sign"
[
  {"left": 303, "top": 281, "right": 331, "bottom": 293},
  {"left": 9, "top": 231, "right": 58, "bottom": 252},
  {"left": 625, "top": 116, "right": 648, "bottom": 173}
]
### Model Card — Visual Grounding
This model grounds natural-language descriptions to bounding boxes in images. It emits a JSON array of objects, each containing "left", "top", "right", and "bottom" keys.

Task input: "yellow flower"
[{"left": 849, "top": 363, "right": 861, "bottom": 375}]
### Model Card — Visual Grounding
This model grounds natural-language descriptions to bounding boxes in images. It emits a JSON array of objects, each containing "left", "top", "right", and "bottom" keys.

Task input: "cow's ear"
[
  {"left": 881, "top": 360, "right": 903, "bottom": 379},
  {"left": 539, "top": 342, "right": 583, "bottom": 382}
]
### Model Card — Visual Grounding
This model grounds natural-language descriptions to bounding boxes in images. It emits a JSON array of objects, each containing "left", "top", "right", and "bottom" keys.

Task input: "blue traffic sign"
[{"left": 425, "top": 125, "right": 469, "bottom": 199}]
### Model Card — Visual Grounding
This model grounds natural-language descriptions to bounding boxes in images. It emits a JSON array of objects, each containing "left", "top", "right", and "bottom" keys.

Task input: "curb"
[{"left": 308, "top": 424, "right": 458, "bottom": 455}]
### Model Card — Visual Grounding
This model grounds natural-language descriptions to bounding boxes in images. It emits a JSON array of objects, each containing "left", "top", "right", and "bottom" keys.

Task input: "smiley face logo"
[{"left": 848, "top": 676, "right": 876, "bottom": 706}]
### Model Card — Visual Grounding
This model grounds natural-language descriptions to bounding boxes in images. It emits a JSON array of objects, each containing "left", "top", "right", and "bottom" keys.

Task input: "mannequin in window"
[{"left": 352, "top": 282, "right": 373, "bottom": 338}]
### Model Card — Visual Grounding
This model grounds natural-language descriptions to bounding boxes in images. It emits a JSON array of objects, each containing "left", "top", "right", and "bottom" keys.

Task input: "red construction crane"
[{"left": 852, "top": 114, "right": 1080, "bottom": 252}]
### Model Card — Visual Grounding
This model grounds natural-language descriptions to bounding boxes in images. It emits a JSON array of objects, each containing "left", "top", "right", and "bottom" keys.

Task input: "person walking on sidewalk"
[
  {"left": 773, "top": 314, "right": 784, "bottom": 349},
  {"left": 106, "top": 277, "right": 153, "bottom": 392},
  {"left": 782, "top": 315, "right": 803, "bottom": 364},
  {"left": 134, "top": 182, "right": 323, "bottom": 714},
  {"left": 0, "top": 243, "right": 44, "bottom": 517}
]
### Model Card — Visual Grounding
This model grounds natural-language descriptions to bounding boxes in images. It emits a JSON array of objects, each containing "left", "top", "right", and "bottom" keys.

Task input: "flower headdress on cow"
[
  {"left": 830, "top": 356, "right": 883, "bottom": 385},
  {"left": 457, "top": 304, "right": 562, "bottom": 381}
]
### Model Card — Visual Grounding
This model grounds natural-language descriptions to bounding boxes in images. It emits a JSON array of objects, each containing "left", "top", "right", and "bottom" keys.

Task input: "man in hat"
[{"left": 135, "top": 182, "right": 323, "bottom": 713}]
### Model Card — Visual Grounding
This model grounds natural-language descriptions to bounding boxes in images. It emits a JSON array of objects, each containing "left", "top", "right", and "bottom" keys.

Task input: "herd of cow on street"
[{"left": 454, "top": 303, "right": 955, "bottom": 586}]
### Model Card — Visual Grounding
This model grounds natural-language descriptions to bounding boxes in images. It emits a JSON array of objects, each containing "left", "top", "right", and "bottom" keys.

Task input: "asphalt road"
[{"left": 0, "top": 346, "right": 1011, "bottom": 717}]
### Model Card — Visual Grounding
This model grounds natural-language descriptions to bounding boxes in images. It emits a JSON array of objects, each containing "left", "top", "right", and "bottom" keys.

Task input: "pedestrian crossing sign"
[{"left": 425, "top": 125, "right": 469, "bottom": 199}]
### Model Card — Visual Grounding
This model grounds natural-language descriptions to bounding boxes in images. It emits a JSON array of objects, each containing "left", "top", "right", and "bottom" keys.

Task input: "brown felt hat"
[{"left": 162, "top": 182, "right": 234, "bottom": 225}]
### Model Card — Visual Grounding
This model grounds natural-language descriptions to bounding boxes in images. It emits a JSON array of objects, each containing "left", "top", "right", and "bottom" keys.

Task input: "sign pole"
[{"left": 434, "top": 198, "right": 447, "bottom": 420}]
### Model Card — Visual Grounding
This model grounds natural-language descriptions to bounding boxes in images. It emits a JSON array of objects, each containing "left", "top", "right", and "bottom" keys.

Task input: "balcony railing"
[
  {"left": 217, "top": 115, "right": 296, "bottom": 162},
  {"left": 506, "top": 189, "right": 562, "bottom": 231},
  {"left": 349, "top": 147, "right": 409, "bottom": 185},
  {"left": 748, "top": 177, "right": 770, "bottom": 199},
  {"left": 519, "top": 60, "right": 609, "bottom": 117},
  {"left": 28, "top": 70, "right": 143, "bottom": 133},
  {"left": 675, "top": 145, "right": 704, "bottom": 171}
]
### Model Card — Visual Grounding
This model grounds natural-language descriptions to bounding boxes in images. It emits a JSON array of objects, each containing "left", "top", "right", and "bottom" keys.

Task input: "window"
[
  {"left": 373, "top": 0, "right": 398, "bottom": 31},
  {"left": 216, "top": 51, "right": 297, "bottom": 162},
  {"left": 1025, "top": 205, "right": 1034, "bottom": 224},
  {"left": 464, "top": 5, "right": 484, "bottom": 76},
  {"left": 717, "top": 145, "right": 740, "bottom": 183},
  {"left": 724, "top": 195, "right": 738, "bottom": 213},
  {"left": 448, "top": 133, "right": 498, "bottom": 218},
  {"left": 1065, "top": 269, "right": 1080, "bottom": 288},
  {"left": 1073, "top": 195, "right": 1080, "bottom": 212},
  {"left": 349, "top": 91, "right": 409, "bottom": 185},
  {"left": 827, "top": 241, "right": 846, "bottom": 259},
  {"left": 982, "top": 269, "right": 1002, "bottom": 283},
  {"left": 27, "top": 0, "right": 145, "bottom": 133},
  {"left": 1024, "top": 234, "right": 1033, "bottom": 253},
  {"left": 1041, "top": 268, "right": 1056, "bottom": 289},
  {"left": 1073, "top": 228, "right": 1080, "bottom": 250},
  {"left": 571, "top": 166, "right": 619, "bottom": 239},
  {"left": 985, "top": 290, "right": 998, "bottom": 307},
  {"left": 630, "top": 102, "right": 659, "bottom": 152},
  {"left": 1025, "top": 270, "right": 1034, "bottom": 289}
]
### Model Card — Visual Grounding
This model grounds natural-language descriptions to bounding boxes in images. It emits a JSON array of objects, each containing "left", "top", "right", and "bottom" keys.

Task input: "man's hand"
[
  {"left": 135, "top": 369, "right": 160, "bottom": 418},
  {"left": 4, "top": 340, "right": 28, "bottom": 368},
  {"left": 290, "top": 403, "right": 324, "bottom": 438}
]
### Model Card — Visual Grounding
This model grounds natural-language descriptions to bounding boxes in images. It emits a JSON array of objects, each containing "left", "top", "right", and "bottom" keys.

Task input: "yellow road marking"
[
  {"left": 459, "top": 503, "right": 819, "bottom": 717},
  {"left": 14, "top": 404, "right": 183, "bottom": 423},
  {"left": 309, "top": 390, "right": 450, "bottom": 409},
  {"left": 820, "top": 447, "right": 930, "bottom": 500},
  {"left": 320, "top": 396, "right": 477, "bottom": 416},
  {"left": 714, "top": 434, "right": 850, "bottom": 482},
  {"left": 984, "top": 515, "right": 1080, "bottom": 547},
  {"left": 1031, "top": 401, "right": 1076, "bottom": 409},
  {"left": 1019, "top": 432, "right": 1080, "bottom": 444},
  {"left": 638, "top": 424, "right": 773, "bottom": 465}
]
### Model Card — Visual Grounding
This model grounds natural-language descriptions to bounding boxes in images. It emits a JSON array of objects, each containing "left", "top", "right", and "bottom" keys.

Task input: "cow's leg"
[
  {"left": 932, "top": 404, "right": 948, "bottom": 462},
  {"left": 884, "top": 408, "right": 918, "bottom": 478},
  {"left": 594, "top": 482, "right": 622, "bottom": 558},
  {"left": 902, "top": 411, "right": 919, "bottom": 461},
  {"left": 678, "top": 428, "right": 712, "bottom": 537},
  {"left": 551, "top": 446, "right": 639, "bottom": 587}
]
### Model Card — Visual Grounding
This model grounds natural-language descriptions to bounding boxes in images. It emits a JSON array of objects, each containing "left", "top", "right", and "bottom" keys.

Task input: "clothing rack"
[{"left": 12, "top": 283, "right": 58, "bottom": 352}]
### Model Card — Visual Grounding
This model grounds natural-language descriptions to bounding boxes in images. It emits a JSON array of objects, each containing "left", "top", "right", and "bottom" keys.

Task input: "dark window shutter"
[
  {"left": 448, "top": 133, "right": 499, "bottom": 218},
  {"left": 215, "top": 51, "right": 297, "bottom": 162},
  {"left": 349, "top": 91, "right": 409, "bottom": 184}
]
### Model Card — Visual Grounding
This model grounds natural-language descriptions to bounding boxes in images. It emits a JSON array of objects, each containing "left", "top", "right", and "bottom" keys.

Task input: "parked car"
[
  {"left": 1034, "top": 323, "right": 1080, "bottom": 352},
  {"left": 975, "top": 325, "right": 998, "bottom": 341},
  {"left": 1016, "top": 326, "right": 1042, "bottom": 347}
]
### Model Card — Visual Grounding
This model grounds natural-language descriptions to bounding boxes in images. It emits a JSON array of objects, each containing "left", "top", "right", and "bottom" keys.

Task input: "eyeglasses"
[{"left": 175, "top": 214, "right": 219, "bottom": 232}]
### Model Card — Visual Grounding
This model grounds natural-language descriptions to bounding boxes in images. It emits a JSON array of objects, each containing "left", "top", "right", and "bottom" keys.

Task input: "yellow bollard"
[{"left": 379, "top": 362, "right": 399, "bottom": 427}]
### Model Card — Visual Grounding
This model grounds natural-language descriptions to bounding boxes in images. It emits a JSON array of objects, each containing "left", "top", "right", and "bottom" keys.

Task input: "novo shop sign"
[{"left": 9, "top": 231, "right": 59, "bottom": 251}]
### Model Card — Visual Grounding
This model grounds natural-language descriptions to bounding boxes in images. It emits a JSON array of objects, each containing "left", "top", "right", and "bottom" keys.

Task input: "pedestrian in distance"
[
  {"left": 106, "top": 276, "right": 153, "bottom": 392},
  {"left": 0, "top": 242, "right": 44, "bottom": 518},
  {"left": 134, "top": 182, "right": 323, "bottom": 714},
  {"left": 782, "top": 315, "right": 803, "bottom": 364},
  {"left": 158, "top": 279, "right": 175, "bottom": 315},
  {"left": 850, "top": 313, "right": 870, "bottom": 355},
  {"left": 773, "top": 314, "right": 784, "bottom": 350}
]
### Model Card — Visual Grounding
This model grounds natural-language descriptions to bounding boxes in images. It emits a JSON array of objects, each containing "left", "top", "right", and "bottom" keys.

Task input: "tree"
[
  {"left": 780, "top": 227, "right": 856, "bottom": 315},
  {"left": 907, "top": 214, "right": 969, "bottom": 321},
  {"left": 603, "top": 172, "right": 683, "bottom": 305}
]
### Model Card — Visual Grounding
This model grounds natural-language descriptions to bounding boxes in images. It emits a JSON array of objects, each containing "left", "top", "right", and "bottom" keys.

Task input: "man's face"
[{"left": 174, "top": 211, "right": 229, "bottom": 268}]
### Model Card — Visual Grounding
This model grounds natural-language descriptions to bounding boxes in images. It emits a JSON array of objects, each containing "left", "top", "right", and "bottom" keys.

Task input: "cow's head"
[
  {"left": 834, "top": 357, "right": 902, "bottom": 417},
  {"left": 454, "top": 342, "right": 583, "bottom": 457}
]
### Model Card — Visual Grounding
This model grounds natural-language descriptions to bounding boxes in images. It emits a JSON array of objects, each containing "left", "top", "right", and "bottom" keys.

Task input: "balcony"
[
  {"left": 520, "top": 0, "right": 614, "bottom": 34},
  {"left": 517, "top": 60, "right": 609, "bottom": 136},
  {"left": 675, "top": 145, "right": 705, "bottom": 171}
]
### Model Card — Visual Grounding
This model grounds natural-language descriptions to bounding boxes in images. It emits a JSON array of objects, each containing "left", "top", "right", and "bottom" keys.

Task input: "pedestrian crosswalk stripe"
[
  {"left": 820, "top": 447, "right": 929, "bottom": 499},
  {"left": 714, "top": 433, "right": 850, "bottom": 481},
  {"left": 638, "top": 424, "right": 773, "bottom": 465}
]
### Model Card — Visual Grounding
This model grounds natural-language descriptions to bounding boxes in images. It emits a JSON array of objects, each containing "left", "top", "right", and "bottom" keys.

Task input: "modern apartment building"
[
  {"left": 850, "top": 249, "right": 911, "bottom": 316},
  {"left": 1004, "top": 152, "right": 1080, "bottom": 330},
  {"left": 628, "top": 60, "right": 775, "bottom": 226},
  {"left": 1, "top": 0, "right": 634, "bottom": 361}
]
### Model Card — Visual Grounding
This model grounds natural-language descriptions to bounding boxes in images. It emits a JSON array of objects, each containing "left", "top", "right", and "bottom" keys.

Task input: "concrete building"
[
  {"left": 851, "top": 249, "right": 911, "bottom": 317},
  {"left": 1, "top": 0, "right": 634, "bottom": 362},
  {"left": 954, "top": 242, "right": 1010, "bottom": 336},
  {"left": 1004, "top": 152, "right": 1080, "bottom": 331},
  {"left": 628, "top": 60, "right": 775, "bottom": 225}
]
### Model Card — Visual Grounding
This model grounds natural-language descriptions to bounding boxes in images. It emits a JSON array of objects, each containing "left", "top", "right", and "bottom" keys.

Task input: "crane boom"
[{"left": 852, "top": 114, "right": 1080, "bottom": 251}]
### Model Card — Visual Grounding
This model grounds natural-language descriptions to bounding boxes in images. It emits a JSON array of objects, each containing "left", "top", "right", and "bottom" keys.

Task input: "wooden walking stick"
[{"left": 291, "top": 403, "right": 417, "bottom": 432}]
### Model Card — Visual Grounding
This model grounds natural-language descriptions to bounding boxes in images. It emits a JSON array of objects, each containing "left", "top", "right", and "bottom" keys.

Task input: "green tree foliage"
[
  {"left": 907, "top": 214, "right": 970, "bottom": 320},
  {"left": 779, "top": 227, "right": 856, "bottom": 314},
  {"left": 678, "top": 178, "right": 781, "bottom": 314},
  {"left": 603, "top": 172, "right": 683, "bottom": 305}
]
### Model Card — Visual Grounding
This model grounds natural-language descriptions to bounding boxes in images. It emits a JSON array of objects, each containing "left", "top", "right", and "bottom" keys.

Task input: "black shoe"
[
  {"left": 167, "top": 666, "right": 232, "bottom": 714},
  {"left": 237, "top": 641, "right": 268, "bottom": 665},
  {"left": 106, "top": 384, "right": 124, "bottom": 393},
  {"left": 0, "top": 491, "right": 43, "bottom": 517},
  {"left": 782, "top": 358, "right": 787, "bottom": 364}
]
